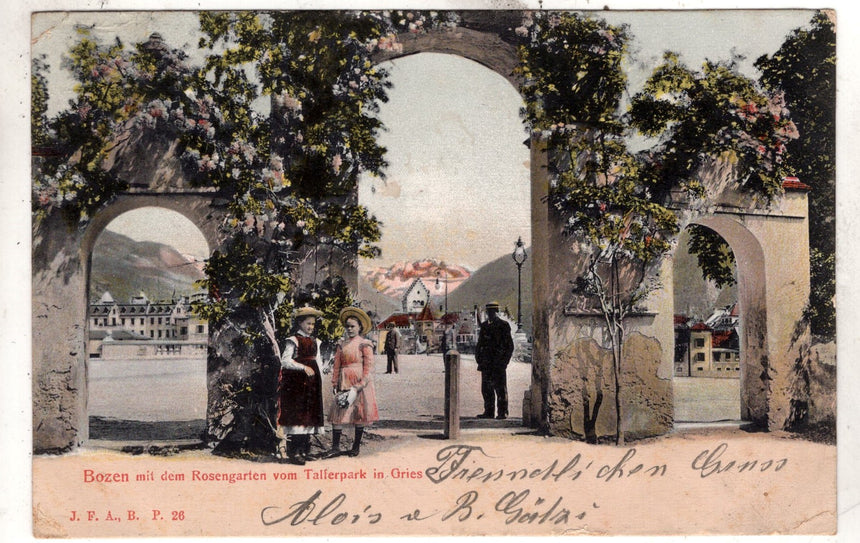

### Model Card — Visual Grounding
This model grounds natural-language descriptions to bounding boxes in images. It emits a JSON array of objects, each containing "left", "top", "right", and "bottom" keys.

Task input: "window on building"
[
  {"left": 197, "top": 325, "right": 204, "bottom": 334},
  {"left": 121, "top": 318, "right": 125, "bottom": 326},
  {"left": 150, "top": 330, "right": 154, "bottom": 338},
  {"left": 181, "top": 327, "right": 188, "bottom": 335},
  {"left": 158, "top": 330, "right": 162, "bottom": 338},
  {"left": 111, "top": 317, "right": 116, "bottom": 326},
  {"left": 150, "top": 317, "right": 155, "bottom": 325},
  {"left": 696, "top": 367, "right": 703, "bottom": 371},
  {"left": 695, "top": 353, "right": 705, "bottom": 362},
  {"left": 140, "top": 318, "right": 144, "bottom": 325},
  {"left": 695, "top": 338, "right": 705, "bottom": 348},
  {"left": 158, "top": 317, "right": 162, "bottom": 325}
]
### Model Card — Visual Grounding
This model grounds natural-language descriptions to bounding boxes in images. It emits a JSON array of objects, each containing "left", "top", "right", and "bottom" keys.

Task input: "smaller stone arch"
[
  {"left": 680, "top": 215, "right": 769, "bottom": 423},
  {"left": 80, "top": 193, "right": 222, "bottom": 261}
]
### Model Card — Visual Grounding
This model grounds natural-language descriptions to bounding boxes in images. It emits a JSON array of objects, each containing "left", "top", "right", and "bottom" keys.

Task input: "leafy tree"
[
  {"left": 517, "top": 13, "right": 677, "bottom": 445},
  {"left": 755, "top": 12, "right": 835, "bottom": 339},
  {"left": 628, "top": 52, "right": 799, "bottom": 305},
  {"left": 686, "top": 225, "right": 736, "bottom": 289}
]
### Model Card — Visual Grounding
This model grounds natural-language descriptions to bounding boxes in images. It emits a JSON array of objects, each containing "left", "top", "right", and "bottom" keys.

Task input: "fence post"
[{"left": 444, "top": 349, "right": 460, "bottom": 439}]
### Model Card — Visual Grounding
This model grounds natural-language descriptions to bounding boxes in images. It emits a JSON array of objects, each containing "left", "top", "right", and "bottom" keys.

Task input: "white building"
[
  {"left": 88, "top": 291, "right": 208, "bottom": 359},
  {"left": 401, "top": 278, "right": 431, "bottom": 313}
]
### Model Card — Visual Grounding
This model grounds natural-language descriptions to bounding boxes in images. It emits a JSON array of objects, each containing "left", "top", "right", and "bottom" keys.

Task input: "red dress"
[
  {"left": 329, "top": 336, "right": 379, "bottom": 426},
  {"left": 277, "top": 334, "right": 324, "bottom": 434}
]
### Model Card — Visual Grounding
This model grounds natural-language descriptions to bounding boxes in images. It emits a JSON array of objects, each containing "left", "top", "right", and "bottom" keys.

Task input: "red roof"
[
  {"left": 674, "top": 315, "right": 689, "bottom": 326},
  {"left": 377, "top": 313, "right": 414, "bottom": 329},
  {"left": 782, "top": 176, "right": 811, "bottom": 191},
  {"left": 690, "top": 322, "right": 711, "bottom": 331},
  {"left": 415, "top": 305, "right": 435, "bottom": 322},
  {"left": 712, "top": 330, "right": 734, "bottom": 348},
  {"left": 439, "top": 313, "right": 459, "bottom": 325}
]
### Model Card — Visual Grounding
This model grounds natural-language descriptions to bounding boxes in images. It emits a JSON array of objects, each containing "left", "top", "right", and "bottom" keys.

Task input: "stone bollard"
[{"left": 444, "top": 349, "right": 460, "bottom": 439}]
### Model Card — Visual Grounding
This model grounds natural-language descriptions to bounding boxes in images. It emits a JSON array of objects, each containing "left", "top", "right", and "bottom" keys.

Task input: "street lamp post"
[
  {"left": 435, "top": 268, "right": 448, "bottom": 316},
  {"left": 512, "top": 236, "right": 528, "bottom": 333}
]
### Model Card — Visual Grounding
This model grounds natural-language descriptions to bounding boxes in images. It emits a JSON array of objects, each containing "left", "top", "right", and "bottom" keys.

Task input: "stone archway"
[
  {"left": 683, "top": 216, "right": 768, "bottom": 422},
  {"left": 32, "top": 190, "right": 227, "bottom": 451},
  {"left": 31, "top": 13, "right": 813, "bottom": 451},
  {"left": 524, "top": 135, "right": 811, "bottom": 439}
]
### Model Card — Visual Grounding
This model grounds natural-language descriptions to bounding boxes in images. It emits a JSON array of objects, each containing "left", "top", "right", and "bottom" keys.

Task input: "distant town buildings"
[
  {"left": 88, "top": 291, "right": 208, "bottom": 360},
  {"left": 674, "top": 304, "right": 740, "bottom": 378}
]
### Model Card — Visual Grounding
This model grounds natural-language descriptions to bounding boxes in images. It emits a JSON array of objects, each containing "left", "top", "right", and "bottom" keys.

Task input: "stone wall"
[
  {"left": 549, "top": 333, "right": 672, "bottom": 441},
  {"left": 32, "top": 214, "right": 88, "bottom": 452}
]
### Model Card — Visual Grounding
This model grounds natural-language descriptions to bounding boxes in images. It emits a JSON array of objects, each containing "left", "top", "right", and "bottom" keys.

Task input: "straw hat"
[
  {"left": 485, "top": 301, "right": 501, "bottom": 311},
  {"left": 293, "top": 305, "right": 323, "bottom": 319},
  {"left": 338, "top": 306, "right": 372, "bottom": 335}
]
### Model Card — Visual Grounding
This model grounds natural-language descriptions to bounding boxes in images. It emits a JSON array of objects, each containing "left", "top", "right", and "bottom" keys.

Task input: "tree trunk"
[
  {"left": 613, "top": 335, "right": 624, "bottom": 446},
  {"left": 583, "top": 386, "right": 603, "bottom": 444}
]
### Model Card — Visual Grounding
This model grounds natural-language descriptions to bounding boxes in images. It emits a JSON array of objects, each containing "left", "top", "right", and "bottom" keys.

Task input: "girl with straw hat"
[
  {"left": 325, "top": 306, "right": 378, "bottom": 458},
  {"left": 276, "top": 305, "right": 325, "bottom": 465}
]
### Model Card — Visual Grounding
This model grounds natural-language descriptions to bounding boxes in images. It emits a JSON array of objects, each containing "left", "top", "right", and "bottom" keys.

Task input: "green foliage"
[
  {"left": 32, "top": 29, "right": 199, "bottom": 225},
  {"left": 629, "top": 53, "right": 798, "bottom": 203},
  {"left": 514, "top": 12, "right": 629, "bottom": 131},
  {"left": 686, "top": 225, "right": 736, "bottom": 288},
  {"left": 31, "top": 56, "right": 51, "bottom": 146},
  {"left": 516, "top": 13, "right": 678, "bottom": 318},
  {"left": 756, "top": 12, "right": 835, "bottom": 339},
  {"left": 188, "top": 12, "right": 394, "bottom": 348},
  {"left": 805, "top": 249, "right": 835, "bottom": 339}
]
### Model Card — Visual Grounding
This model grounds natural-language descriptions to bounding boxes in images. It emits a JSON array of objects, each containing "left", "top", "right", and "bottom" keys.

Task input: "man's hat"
[
  {"left": 294, "top": 305, "right": 323, "bottom": 319},
  {"left": 485, "top": 301, "right": 500, "bottom": 311},
  {"left": 339, "top": 306, "right": 373, "bottom": 335}
]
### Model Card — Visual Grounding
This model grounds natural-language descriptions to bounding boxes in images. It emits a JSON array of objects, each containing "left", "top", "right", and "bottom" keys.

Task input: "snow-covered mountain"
[{"left": 362, "top": 259, "right": 471, "bottom": 301}]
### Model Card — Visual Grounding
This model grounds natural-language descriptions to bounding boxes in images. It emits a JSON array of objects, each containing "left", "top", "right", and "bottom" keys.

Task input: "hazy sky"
[
  {"left": 32, "top": 9, "right": 816, "bottom": 270},
  {"left": 103, "top": 207, "right": 210, "bottom": 260}
]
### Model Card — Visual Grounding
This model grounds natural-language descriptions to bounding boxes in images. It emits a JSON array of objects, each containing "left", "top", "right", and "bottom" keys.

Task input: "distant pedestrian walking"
[
  {"left": 325, "top": 306, "right": 379, "bottom": 458},
  {"left": 276, "top": 305, "right": 325, "bottom": 465},
  {"left": 475, "top": 302, "right": 514, "bottom": 420},
  {"left": 383, "top": 323, "right": 401, "bottom": 374}
]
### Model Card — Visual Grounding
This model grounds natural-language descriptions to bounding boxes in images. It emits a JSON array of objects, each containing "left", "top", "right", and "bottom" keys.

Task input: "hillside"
[
  {"left": 445, "top": 250, "right": 534, "bottom": 333},
  {"left": 89, "top": 230, "right": 205, "bottom": 303},
  {"left": 673, "top": 229, "right": 738, "bottom": 320}
]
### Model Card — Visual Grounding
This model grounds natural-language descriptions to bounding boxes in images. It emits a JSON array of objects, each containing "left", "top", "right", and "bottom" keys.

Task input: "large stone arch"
[
  {"left": 682, "top": 191, "right": 810, "bottom": 428},
  {"left": 372, "top": 24, "right": 520, "bottom": 89},
  {"left": 80, "top": 193, "right": 222, "bottom": 259}
]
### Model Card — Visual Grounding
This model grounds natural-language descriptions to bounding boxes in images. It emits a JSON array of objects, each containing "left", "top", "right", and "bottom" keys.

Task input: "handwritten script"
[{"left": 259, "top": 442, "right": 787, "bottom": 528}]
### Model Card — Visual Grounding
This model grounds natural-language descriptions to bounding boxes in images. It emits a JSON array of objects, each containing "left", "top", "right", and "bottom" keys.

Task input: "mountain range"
[
  {"left": 89, "top": 230, "right": 205, "bottom": 304},
  {"left": 359, "top": 255, "right": 534, "bottom": 332}
]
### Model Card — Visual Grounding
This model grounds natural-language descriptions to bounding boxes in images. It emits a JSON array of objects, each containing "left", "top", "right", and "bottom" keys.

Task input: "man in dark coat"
[
  {"left": 383, "top": 323, "right": 401, "bottom": 374},
  {"left": 475, "top": 302, "right": 514, "bottom": 419}
]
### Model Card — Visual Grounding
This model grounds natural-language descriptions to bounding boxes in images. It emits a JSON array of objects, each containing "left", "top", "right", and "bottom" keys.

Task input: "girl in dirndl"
[
  {"left": 325, "top": 306, "right": 379, "bottom": 457},
  {"left": 276, "top": 305, "right": 325, "bottom": 465}
]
